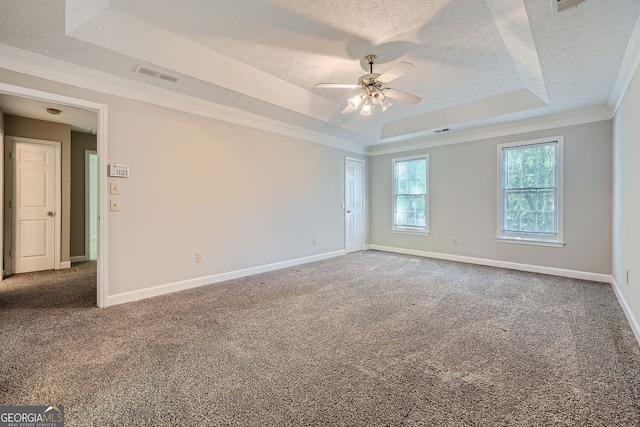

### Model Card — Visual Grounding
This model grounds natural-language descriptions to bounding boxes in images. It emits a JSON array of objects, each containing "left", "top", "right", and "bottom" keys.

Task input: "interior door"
[
  {"left": 345, "top": 157, "right": 365, "bottom": 253},
  {"left": 12, "top": 139, "right": 58, "bottom": 274}
]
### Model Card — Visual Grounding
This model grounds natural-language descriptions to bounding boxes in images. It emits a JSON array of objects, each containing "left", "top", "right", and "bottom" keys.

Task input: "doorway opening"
[{"left": 0, "top": 82, "right": 107, "bottom": 307}]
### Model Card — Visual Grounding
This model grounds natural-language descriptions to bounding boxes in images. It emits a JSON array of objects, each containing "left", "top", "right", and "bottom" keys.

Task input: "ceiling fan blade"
[
  {"left": 377, "top": 62, "right": 415, "bottom": 84},
  {"left": 384, "top": 88, "right": 421, "bottom": 105},
  {"left": 342, "top": 104, "right": 356, "bottom": 114},
  {"left": 315, "top": 83, "right": 359, "bottom": 89}
]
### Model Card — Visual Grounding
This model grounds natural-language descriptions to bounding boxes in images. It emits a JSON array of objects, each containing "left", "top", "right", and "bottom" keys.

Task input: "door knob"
[
  {"left": 47, "top": 211, "right": 55, "bottom": 217},
  {"left": 346, "top": 210, "right": 352, "bottom": 213}
]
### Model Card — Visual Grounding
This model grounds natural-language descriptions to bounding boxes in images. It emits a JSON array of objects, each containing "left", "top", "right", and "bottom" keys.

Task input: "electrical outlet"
[
  {"left": 196, "top": 252, "right": 203, "bottom": 263},
  {"left": 452, "top": 238, "right": 458, "bottom": 245},
  {"left": 110, "top": 182, "right": 120, "bottom": 195}
]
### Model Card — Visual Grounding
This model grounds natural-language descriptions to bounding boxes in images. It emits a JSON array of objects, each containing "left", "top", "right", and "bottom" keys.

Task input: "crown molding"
[
  {"left": 609, "top": 12, "right": 640, "bottom": 115},
  {"left": 0, "top": 43, "right": 367, "bottom": 155},
  {"left": 367, "top": 105, "right": 613, "bottom": 156}
]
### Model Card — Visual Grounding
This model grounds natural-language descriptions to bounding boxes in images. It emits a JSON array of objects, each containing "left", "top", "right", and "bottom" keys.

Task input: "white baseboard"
[
  {"left": 70, "top": 256, "right": 87, "bottom": 263},
  {"left": 610, "top": 276, "right": 640, "bottom": 346},
  {"left": 368, "top": 245, "right": 611, "bottom": 283},
  {"left": 106, "top": 250, "right": 346, "bottom": 306},
  {"left": 364, "top": 244, "right": 372, "bottom": 250},
  {"left": 60, "top": 261, "right": 71, "bottom": 269}
]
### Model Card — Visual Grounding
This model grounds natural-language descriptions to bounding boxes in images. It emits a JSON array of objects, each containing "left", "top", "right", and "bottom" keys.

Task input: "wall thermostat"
[{"left": 109, "top": 163, "right": 130, "bottom": 177}]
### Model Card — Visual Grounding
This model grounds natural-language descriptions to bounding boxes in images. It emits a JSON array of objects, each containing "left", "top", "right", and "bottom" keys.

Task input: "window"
[
  {"left": 498, "top": 137, "right": 564, "bottom": 247},
  {"left": 393, "top": 155, "right": 429, "bottom": 233}
]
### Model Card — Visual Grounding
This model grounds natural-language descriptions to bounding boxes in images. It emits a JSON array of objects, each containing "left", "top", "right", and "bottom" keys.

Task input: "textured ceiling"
[
  {"left": 0, "top": 0, "right": 638, "bottom": 146},
  {"left": 0, "top": 93, "right": 97, "bottom": 134}
]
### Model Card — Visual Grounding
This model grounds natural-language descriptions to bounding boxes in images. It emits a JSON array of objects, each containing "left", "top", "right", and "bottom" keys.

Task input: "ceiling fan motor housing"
[{"left": 358, "top": 73, "right": 383, "bottom": 93}]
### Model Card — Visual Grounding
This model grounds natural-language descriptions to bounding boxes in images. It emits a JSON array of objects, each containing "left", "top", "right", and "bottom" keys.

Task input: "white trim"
[
  {"left": 496, "top": 238, "right": 564, "bottom": 248},
  {"left": 496, "top": 136, "right": 564, "bottom": 246},
  {"left": 368, "top": 245, "right": 611, "bottom": 283},
  {"left": 368, "top": 106, "right": 612, "bottom": 156},
  {"left": 392, "top": 230, "right": 431, "bottom": 236},
  {"left": 610, "top": 276, "right": 640, "bottom": 346},
  {"left": 70, "top": 255, "right": 87, "bottom": 263},
  {"left": 97, "top": 105, "right": 108, "bottom": 308},
  {"left": 0, "top": 129, "right": 2, "bottom": 282},
  {"left": 0, "top": 81, "right": 109, "bottom": 308},
  {"left": 0, "top": 43, "right": 366, "bottom": 155},
  {"left": 364, "top": 244, "right": 372, "bottom": 250},
  {"left": 60, "top": 261, "right": 71, "bottom": 269},
  {"left": 106, "top": 249, "right": 346, "bottom": 306},
  {"left": 609, "top": 12, "right": 640, "bottom": 115},
  {"left": 3, "top": 136, "right": 9, "bottom": 274}
]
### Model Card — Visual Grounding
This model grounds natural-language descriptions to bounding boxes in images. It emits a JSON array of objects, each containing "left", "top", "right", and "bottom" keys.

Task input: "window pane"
[
  {"left": 501, "top": 141, "right": 560, "bottom": 240},
  {"left": 504, "top": 189, "right": 557, "bottom": 233},
  {"left": 394, "top": 157, "right": 428, "bottom": 230},
  {"left": 504, "top": 143, "right": 556, "bottom": 190},
  {"left": 395, "top": 195, "right": 426, "bottom": 228}
]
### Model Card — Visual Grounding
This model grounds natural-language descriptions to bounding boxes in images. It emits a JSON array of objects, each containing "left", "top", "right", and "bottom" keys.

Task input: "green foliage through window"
[
  {"left": 394, "top": 157, "right": 428, "bottom": 230},
  {"left": 501, "top": 142, "right": 558, "bottom": 235}
]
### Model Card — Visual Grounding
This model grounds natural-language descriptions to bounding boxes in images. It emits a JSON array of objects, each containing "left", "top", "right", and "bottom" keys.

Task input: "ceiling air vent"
[
  {"left": 135, "top": 65, "right": 180, "bottom": 83},
  {"left": 556, "top": 0, "right": 587, "bottom": 12}
]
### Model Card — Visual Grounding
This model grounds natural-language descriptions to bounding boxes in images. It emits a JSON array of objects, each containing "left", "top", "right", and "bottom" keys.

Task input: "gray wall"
[
  {"left": 370, "top": 120, "right": 612, "bottom": 274},
  {"left": 70, "top": 131, "right": 97, "bottom": 258},
  {"left": 613, "top": 61, "right": 640, "bottom": 331},
  {"left": 0, "top": 68, "right": 365, "bottom": 300}
]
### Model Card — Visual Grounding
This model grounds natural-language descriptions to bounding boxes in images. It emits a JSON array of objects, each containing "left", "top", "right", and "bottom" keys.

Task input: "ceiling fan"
[{"left": 315, "top": 54, "right": 421, "bottom": 116}]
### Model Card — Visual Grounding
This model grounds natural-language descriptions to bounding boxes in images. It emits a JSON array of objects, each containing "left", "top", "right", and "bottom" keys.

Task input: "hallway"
[{"left": 0, "top": 262, "right": 96, "bottom": 309}]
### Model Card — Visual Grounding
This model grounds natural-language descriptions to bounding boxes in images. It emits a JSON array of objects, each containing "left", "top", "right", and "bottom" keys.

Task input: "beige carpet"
[{"left": 1, "top": 252, "right": 639, "bottom": 426}]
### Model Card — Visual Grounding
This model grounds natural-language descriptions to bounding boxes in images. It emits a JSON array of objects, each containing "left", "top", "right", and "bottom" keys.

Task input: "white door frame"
[
  {"left": 345, "top": 156, "right": 366, "bottom": 252},
  {"left": 0, "top": 128, "right": 2, "bottom": 281},
  {"left": 10, "top": 137, "right": 62, "bottom": 273},
  {"left": 84, "top": 150, "right": 97, "bottom": 261},
  {"left": 0, "top": 82, "right": 109, "bottom": 307}
]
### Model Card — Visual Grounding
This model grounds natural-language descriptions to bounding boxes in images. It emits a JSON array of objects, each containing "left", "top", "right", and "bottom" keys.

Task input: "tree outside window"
[
  {"left": 498, "top": 138, "right": 564, "bottom": 246},
  {"left": 393, "top": 156, "right": 428, "bottom": 233}
]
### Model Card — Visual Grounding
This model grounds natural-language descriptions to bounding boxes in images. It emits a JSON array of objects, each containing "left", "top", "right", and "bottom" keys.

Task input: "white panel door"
[
  {"left": 345, "top": 158, "right": 365, "bottom": 253},
  {"left": 12, "top": 140, "right": 57, "bottom": 274}
]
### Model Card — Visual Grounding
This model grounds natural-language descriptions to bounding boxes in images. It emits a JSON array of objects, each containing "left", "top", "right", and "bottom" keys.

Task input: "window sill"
[
  {"left": 393, "top": 229, "right": 430, "bottom": 236},
  {"left": 496, "top": 237, "right": 565, "bottom": 248}
]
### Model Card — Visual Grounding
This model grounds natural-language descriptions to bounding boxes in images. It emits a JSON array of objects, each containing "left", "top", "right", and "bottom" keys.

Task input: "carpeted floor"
[{"left": 1, "top": 252, "right": 639, "bottom": 426}]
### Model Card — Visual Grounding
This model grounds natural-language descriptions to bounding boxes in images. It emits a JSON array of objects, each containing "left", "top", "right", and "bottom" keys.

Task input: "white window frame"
[
  {"left": 497, "top": 136, "right": 565, "bottom": 248},
  {"left": 392, "top": 154, "right": 430, "bottom": 235}
]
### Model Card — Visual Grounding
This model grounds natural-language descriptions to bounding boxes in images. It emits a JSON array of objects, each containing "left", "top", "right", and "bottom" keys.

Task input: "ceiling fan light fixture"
[
  {"left": 361, "top": 101, "right": 373, "bottom": 116},
  {"left": 318, "top": 54, "right": 420, "bottom": 116},
  {"left": 349, "top": 93, "right": 365, "bottom": 109},
  {"left": 371, "top": 91, "right": 384, "bottom": 105}
]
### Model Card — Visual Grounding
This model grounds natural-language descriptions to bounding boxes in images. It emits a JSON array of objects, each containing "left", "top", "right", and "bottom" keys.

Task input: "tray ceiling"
[{"left": 0, "top": 0, "right": 639, "bottom": 146}]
